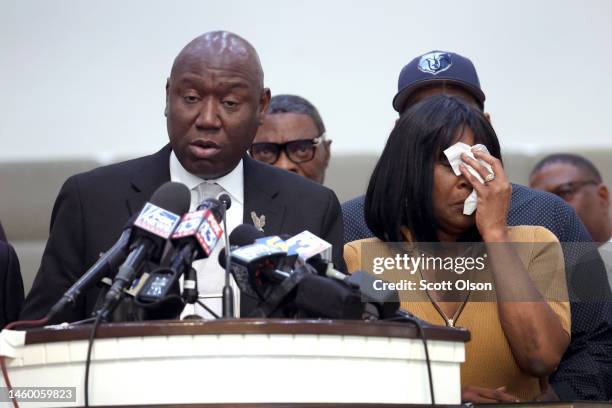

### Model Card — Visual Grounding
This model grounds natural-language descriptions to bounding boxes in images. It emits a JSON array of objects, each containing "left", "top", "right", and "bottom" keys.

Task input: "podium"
[{"left": 0, "top": 319, "right": 469, "bottom": 407}]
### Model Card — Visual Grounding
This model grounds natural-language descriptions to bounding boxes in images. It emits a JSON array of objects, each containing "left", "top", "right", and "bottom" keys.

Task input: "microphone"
[
  {"left": 46, "top": 215, "right": 136, "bottom": 322},
  {"left": 285, "top": 230, "right": 333, "bottom": 264},
  {"left": 222, "top": 226, "right": 400, "bottom": 320},
  {"left": 172, "top": 198, "right": 223, "bottom": 254},
  {"left": 282, "top": 230, "right": 346, "bottom": 281},
  {"left": 218, "top": 241, "right": 288, "bottom": 300},
  {"left": 293, "top": 274, "right": 364, "bottom": 319},
  {"left": 344, "top": 270, "right": 400, "bottom": 319},
  {"left": 217, "top": 193, "right": 234, "bottom": 318},
  {"left": 96, "top": 181, "right": 191, "bottom": 320},
  {"left": 228, "top": 223, "right": 265, "bottom": 245},
  {"left": 183, "top": 266, "right": 199, "bottom": 304},
  {"left": 218, "top": 224, "right": 288, "bottom": 300},
  {"left": 283, "top": 230, "right": 400, "bottom": 319},
  {"left": 255, "top": 234, "right": 297, "bottom": 270},
  {"left": 218, "top": 193, "right": 232, "bottom": 210},
  {"left": 136, "top": 198, "right": 224, "bottom": 304}
]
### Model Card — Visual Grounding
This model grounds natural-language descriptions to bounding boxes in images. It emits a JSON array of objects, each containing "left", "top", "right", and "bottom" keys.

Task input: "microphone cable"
[
  {"left": 384, "top": 313, "right": 435, "bottom": 405},
  {"left": 0, "top": 317, "right": 51, "bottom": 408},
  {"left": 84, "top": 313, "right": 103, "bottom": 408},
  {"left": 195, "top": 300, "right": 220, "bottom": 319},
  {"left": 0, "top": 354, "right": 19, "bottom": 408}
]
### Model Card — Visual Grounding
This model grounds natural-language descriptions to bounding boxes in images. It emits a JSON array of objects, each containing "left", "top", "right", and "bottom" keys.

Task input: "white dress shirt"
[{"left": 169, "top": 151, "right": 244, "bottom": 318}]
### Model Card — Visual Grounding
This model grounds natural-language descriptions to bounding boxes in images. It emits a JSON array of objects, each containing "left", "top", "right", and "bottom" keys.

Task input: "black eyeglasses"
[
  {"left": 551, "top": 180, "right": 598, "bottom": 200},
  {"left": 249, "top": 136, "right": 323, "bottom": 164}
]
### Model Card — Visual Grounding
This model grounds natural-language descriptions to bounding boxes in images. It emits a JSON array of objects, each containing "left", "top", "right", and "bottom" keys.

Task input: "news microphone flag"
[
  {"left": 133, "top": 202, "right": 182, "bottom": 242},
  {"left": 285, "top": 230, "right": 332, "bottom": 263},
  {"left": 172, "top": 209, "right": 223, "bottom": 257}
]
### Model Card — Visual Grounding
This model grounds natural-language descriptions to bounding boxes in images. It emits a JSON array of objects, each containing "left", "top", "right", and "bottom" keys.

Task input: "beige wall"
[{"left": 2, "top": 149, "right": 611, "bottom": 295}]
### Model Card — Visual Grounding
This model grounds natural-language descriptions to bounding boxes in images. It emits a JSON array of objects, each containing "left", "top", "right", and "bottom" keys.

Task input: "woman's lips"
[
  {"left": 451, "top": 201, "right": 466, "bottom": 213},
  {"left": 451, "top": 203, "right": 463, "bottom": 211}
]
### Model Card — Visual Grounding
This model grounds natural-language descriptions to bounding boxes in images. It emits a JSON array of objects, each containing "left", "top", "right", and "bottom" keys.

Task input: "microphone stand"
[
  {"left": 220, "top": 198, "right": 234, "bottom": 318},
  {"left": 182, "top": 266, "right": 219, "bottom": 319}
]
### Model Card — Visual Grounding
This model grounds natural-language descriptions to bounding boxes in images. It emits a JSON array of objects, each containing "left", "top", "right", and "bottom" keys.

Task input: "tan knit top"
[{"left": 344, "top": 226, "right": 571, "bottom": 401}]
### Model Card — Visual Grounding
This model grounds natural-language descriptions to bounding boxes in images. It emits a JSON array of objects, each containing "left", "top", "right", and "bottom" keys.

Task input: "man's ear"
[
  {"left": 322, "top": 139, "right": 332, "bottom": 169},
  {"left": 259, "top": 88, "right": 271, "bottom": 125},
  {"left": 164, "top": 78, "right": 170, "bottom": 117},
  {"left": 597, "top": 184, "right": 610, "bottom": 208},
  {"left": 485, "top": 112, "right": 492, "bottom": 122}
]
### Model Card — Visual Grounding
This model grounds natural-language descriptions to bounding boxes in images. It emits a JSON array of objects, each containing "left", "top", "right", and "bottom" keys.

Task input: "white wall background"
[{"left": 1, "top": 0, "right": 611, "bottom": 161}]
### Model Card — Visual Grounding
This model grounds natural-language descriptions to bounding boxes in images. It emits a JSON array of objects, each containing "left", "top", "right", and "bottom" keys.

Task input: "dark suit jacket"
[
  {"left": 0, "top": 241, "right": 24, "bottom": 329},
  {"left": 21, "top": 145, "right": 345, "bottom": 323}
]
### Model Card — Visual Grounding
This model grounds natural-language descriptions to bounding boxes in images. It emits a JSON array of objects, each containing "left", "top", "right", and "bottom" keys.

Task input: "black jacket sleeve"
[
  {"left": 20, "top": 176, "right": 88, "bottom": 323},
  {"left": 0, "top": 242, "right": 24, "bottom": 328}
]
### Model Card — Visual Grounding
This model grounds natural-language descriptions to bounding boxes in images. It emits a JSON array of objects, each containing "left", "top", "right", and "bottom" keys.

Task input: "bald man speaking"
[{"left": 21, "top": 32, "right": 344, "bottom": 323}]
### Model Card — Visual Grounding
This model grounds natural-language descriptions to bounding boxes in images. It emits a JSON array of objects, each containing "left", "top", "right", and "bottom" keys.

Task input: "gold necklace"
[{"left": 418, "top": 264, "right": 472, "bottom": 328}]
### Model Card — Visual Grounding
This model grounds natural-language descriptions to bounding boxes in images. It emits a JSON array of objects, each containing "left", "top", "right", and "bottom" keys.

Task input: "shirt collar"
[{"left": 169, "top": 150, "right": 244, "bottom": 205}]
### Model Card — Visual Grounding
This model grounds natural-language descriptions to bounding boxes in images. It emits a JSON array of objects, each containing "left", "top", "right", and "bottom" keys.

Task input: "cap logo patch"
[{"left": 418, "top": 52, "right": 452, "bottom": 75}]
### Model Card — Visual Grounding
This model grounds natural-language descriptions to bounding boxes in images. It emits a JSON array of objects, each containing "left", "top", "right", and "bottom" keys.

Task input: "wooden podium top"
[{"left": 24, "top": 318, "right": 470, "bottom": 345}]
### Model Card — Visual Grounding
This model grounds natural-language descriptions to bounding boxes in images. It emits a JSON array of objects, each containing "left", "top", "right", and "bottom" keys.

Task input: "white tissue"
[{"left": 443, "top": 142, "right": 494, "bottom": 215}]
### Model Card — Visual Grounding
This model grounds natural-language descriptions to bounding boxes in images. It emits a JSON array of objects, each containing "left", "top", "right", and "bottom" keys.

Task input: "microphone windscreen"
[
  {"left": 229, "top": 224, "right": 265, "bottom": 246},
  {"left": 218, "top": 248, "right": 228, "bottom": 268},
  {"left": 218, "top": 193, "right": 232, "bottom": 210},
  {"left": 294, "top": 274, "right": 364, "bottom": 319},
  {"left": 149, "top": 181, "right": 191, "bottom": 215},
  {"left": 345, "top": 271, "right": 400, "bottom": 319},
  {"left": 196, "top": 197, "right": 220, "bottom": 210},
  {"left": 196, "top": 197, "right": 223, "bottom": 220}
]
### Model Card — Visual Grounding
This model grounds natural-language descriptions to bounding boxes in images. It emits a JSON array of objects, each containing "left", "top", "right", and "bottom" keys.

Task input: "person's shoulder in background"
[
  {"left": 0, "top": 240, "right": 25, "bottom": 328},
  {"left": 508, "top": 184, "right": 591, "bottom": 242},
  {"left": 509, "top": 186, "right": 611, "bottom": 400},
  {"left": 341, "top": 195, "right": 374, "bottom": 244}
]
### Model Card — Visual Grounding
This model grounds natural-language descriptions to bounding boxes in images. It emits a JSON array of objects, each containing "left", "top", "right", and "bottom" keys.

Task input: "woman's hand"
[
  {"left": 459, "top": 149, "right": 512, "bottom": 241},
  {"left": 462, "top": 150, "right": 570, "bottom": 377},
  {"left": 462, "top": 385, "right": 520, "bottom": 403}
]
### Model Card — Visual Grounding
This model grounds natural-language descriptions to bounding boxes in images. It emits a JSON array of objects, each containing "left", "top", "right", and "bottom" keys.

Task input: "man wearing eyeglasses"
[
  {"left": 529, "top": 154, "right": 612, "bottom": 290},
  {"left": 250, "top": 94, "right": 331, "bottom": 184},
  {"left": 529, "top": 153, "right": 611, "bottom": 245}
]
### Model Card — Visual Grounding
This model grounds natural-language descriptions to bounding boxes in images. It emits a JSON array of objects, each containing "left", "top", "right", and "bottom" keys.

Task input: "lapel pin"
[{"left": 251, "top": 211, "right": 266, "bottom": 232}]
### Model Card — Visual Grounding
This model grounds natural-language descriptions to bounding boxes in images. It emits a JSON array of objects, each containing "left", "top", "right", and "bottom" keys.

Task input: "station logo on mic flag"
[
  {"left": 285, "top": 231, "right": 332, "bottom": 262},
  {"left": 255, "top": 236, "right": 289, "bottom": 252},
  {"left": 133, "top": 203, "right": 181, "bottom": 239},
  {"left": 232, "top": 243, "right": 286, "bottom": 264},
  {"left": 197, "top": 212, "right": 223, "bottom": 255},
  {"left": 172, "top": 210, "right": 223, "bottom": 256}
]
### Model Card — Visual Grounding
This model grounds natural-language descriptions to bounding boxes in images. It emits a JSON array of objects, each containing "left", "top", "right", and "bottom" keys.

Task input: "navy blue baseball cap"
[{"left": 392, "top": 50, "right": 485, "bottom": 112}]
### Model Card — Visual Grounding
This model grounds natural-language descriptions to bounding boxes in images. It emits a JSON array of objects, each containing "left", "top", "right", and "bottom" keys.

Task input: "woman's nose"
[{"left": 457, "top": 173, "right": 471, "bottom": 190}]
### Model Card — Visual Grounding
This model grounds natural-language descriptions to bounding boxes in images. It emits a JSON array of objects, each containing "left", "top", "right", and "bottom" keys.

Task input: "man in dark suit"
[{"left": 21, "top": 31, "right": 344, "bottom": 323}]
